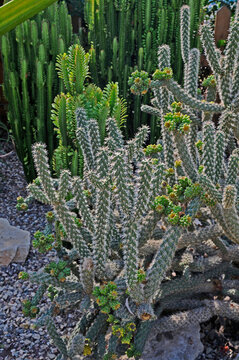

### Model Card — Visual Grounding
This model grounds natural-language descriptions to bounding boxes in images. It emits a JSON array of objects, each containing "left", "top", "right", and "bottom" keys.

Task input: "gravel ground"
[{"left": 1, "top": 147, "right": 239, "bottom": 360}]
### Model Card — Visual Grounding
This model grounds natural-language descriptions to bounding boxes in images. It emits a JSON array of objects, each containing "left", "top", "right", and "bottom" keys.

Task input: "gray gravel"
[
  {"left": 1, "top": 149, "right": 239, "bottom": 360},
  {"left": 0, "top": 150, "right": 81, "bottom": 360}
]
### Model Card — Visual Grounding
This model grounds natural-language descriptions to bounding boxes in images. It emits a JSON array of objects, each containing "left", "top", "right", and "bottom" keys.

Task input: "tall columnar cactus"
[
  {"left": 80, "top": 0, "right": 204, "bottom": 139},
  {"left": 51, "top": 44, "right": 127, "bottom": 177},
  {"left": 17, "top": 3, "right": 239, "bottom": 359},
  {"left": 1, "top": 2, "right": 73, "bottom": 181}
]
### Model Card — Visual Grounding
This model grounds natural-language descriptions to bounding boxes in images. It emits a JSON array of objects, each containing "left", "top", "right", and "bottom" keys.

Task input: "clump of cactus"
[
  {"left": 81, "top": 0, "right": 204, "bottom": 139},
  {"left": 1, "top": 2, "right": 74, "bottom": 181},
  {"left": 18, "top": 3, "right": 239, "bottom": 359},
  {"left": 52, "top": 44, "right": 127, "bottom": 177}
]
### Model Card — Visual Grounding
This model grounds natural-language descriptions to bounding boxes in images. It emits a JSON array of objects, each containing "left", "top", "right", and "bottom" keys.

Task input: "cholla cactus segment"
[
  {"left": 161, "top": 79, "right": 224, "bottom": 113},
  {"left": 200, "top": 24, "right": 222, "bottom": 76},
  {"left": 106, "top": 117, "right": 124, "bottom": 151},
  {"left": 153, "top": 305, "right": 213, "bottom": 333},
  {"left": 202, "top": 122, "right": 216, "bottom": 182},
  {"left": 45, "top": 316, "right": 68, "bottom": 356},
  {"left": 32, "top": 143, "right": 57, "bottom": 203},
  {"left": 174, "top": 132, "right": 198, "bottom": 182},
  {"left": 226, "top": 151, "right": 239, "bottom": 185},
  {"left": 88, "top": 119, "right": 101, "bottom": 156},
  {"left": 144, "top": 227, "right": 181, "bottom": 301},
  {"left": 180, "top": 6, "right": 190, "bottom": 64},
  {"left": 215, "top": 131, "right": 226, "bottom": 184},
  {"left": 56, "top": 203, "right": 90, "bottom": 257},
  {"left": 96, "top": 147, "right": 109, "bottom": 178},
  {"left": 223, "top": 185, "right": 237, "bottom": 209},
  {"left": 27, "top": 183, "right": 50, "bottom": 205},
  {"left": 112, "top": 150, "right": 130, "bottom": 215},
  {"left": 123, "top": 221, "right": 140, "bottom": 292},
  {"left": 185, "top": 48, "right": 200, "bottom": 98},
  {"left": 58, "top": 170, "right": 72, "bottom": 200},
  {"left": 133, "top": 159, "right": 154, "bottom": 220},
  {"left": 76, "top": 127, "right": 95, "bottom": 170},
  {"left": 199, "top": 173, "right": 222, "bottom": 203},
  {"left": 81, "top": 257, "right": 94, "bottom": 294},
  {"left": 68, "top": 333, "right": 85, "bottom": 357},
  {"left": 73, "top": 178, "right": 95, "bottom": 233},
  {"left": 93, "top": 181, "right": 111, "bottom": 278},
  {"left": 157, "top": 45, "right": 171, "bottom": 69}
]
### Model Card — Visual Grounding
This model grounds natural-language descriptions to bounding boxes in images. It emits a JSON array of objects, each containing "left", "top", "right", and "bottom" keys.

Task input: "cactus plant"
[
  {"left": 51, "top": 44, "right": 127, "bottom": 177},
  {"left": 17, "top": 3, "right": 239, "bottom": 359},
  {"left": 1, "top": 1, "right": 73, "bottom": 181},
  {"left": 80, "top": 0, "right": 204, "bottom": 139}
]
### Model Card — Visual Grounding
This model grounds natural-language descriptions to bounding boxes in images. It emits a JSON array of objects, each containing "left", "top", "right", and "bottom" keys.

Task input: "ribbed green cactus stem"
[
  {"left": 68, "top": 333, "right": 85, "bottom": 357},
  {"left": 106, "top": 117, "right": 124, "bottom": 151},
  {"left": 93, "top": 180, "right": 111, "bottom": 278},
  {"left": 222, "top": 185, "right": 239, "bottom": 244},
  {"left": 88, "top": 119, "right": 101, "bottom": 157},
  {"left": 180, "top": 5, "right": 190, "bottom": 65},
  {"left": 153, "top": 306, "right": 213, "bottom": 333},
  {"left": 123, "top": 221, "right": 140, "bottom": 294},
  {"left": 112, "top": 150, "right": 131, "bottom": 215},
  {"left": 174, "top": 132, "right": 198, "bottom": 182},
  {"left": 200, "top": 23, "right": 222, "bottom": 76},
  {"left": 76, "top": 127, "right": 95, "bottom": 170},
  {"left": 178, "top": 224, "right": 223, "bottom": 250},
  {"left": 45, "top": 317, "right": 68, "bottom": 356},
  {"left": 27, "top": 183, "right": 50, "bottom": 204},
  {"left": 221, "top": 20, "right": 239, "bottom": 106},
  {"left": 133, "top": 159, "right": 154, "bottom": 221},
  {"left": 134, "top": 320, "right": 155, "bottom": 354},
  {"left": 96, "top": 147, "right": 109, "bottom": 178},
  {"left": 144, "top": 226, "right": 181, "bottom": 301},
  {"left": 73, "top": 178, "right": 95, "bottom": 233},
  {"left": 86, "top": 312, "right": 108, "bottom": 343},
  {"left": 55, "top": 203, "right": 91, "bottom": 257},
  {"left": 202, "top": 121, "right": 216, "bottom": 182},
  {"left": 226, "top": 151, "right": 239, "bottom": 185},
  {"left": 199, "top": 173, "right": 222, "bottom": 203},
  {"left": 152, "top": 79, "right": 224, "bottom": 113},
  {"left": 185, "top": 48, "right": 200, "bottom": 97},
  {"left": 32, "top": 143, "right": 57, "bottom": 203},
  {"left": 157, "top": 44, "right": 171, "bottom": 69},
  {"left": 215, "top": 131, "right": 226, "bottom": 184},
  {"left": 58, "top": 170, "right": 72, "bottom": 200}
]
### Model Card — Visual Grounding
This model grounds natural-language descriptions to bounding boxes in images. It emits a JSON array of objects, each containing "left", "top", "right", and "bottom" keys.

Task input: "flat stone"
[
  {"left": 142, "top": 324, "right": 204, "bottom": 360},
  {"left": 0, "top": 218, "right": 30, "bottom": 266}
]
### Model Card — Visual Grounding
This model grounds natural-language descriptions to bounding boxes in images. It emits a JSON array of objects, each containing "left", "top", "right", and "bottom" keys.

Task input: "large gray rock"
[
  {"left": 0, "top": 218, "right": 30, "bottom": 266},
  {"left": 142, "top": 323, "right": 204, "bottom": 360}
]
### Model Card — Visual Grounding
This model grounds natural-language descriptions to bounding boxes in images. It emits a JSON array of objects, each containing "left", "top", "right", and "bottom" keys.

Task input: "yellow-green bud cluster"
[
  {"left": 152, "top": 67, "right": 173, "bottom": 80},
  {"left": 112, "top": 322, "right": 136, "bottom": 345},
  {"left": 22, "top": 299, "right": 39, "bottom": 318},
  {"left": 128, "top": 70, "right": 151, "bottom": 95},
  {"left": 16, "top": 196, "right": 28, "bottom": 211},
  {"left": 46, "top": 211, "right": 55, "bottom": 223},
  {"left": 44, "top": 261, "right": 71, "bottom": 282},
  {"left": 171, "top": 101, "right": 182, "bottom": 112},
  {"left": 33, "top": 231, "right": 56, "bottom": 253},
  {"left": 47, "top": 285, "right": 58, "bottom": 301},
  {"left": 137, "top": 269, "right": 146, "bottom": 283},
  {"left": 93, "top": 282, "right": 120, "bottom": 314},
  {"left": 164, "top": 112, "right": 191, "bottom": 133},
  {"left": 143, "top": 144, "right": 163, "bottom": 156},
  {"left": 18, "top": 271, "right": 29, "bottom": 280},
  {"left": 202, "top": 75, "right": 216, "bottom": 87}
]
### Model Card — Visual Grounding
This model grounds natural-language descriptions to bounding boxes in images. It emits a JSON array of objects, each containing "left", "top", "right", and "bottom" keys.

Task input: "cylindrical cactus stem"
[
  {"left": 200, "top": 23, "right": 222, "bottom": 76},
  {"left": 180, "top": 5, "right": 190, "bottom": 64},
  {"left": 222, "top": 185, "right": 239, "bottom": 244},
  {"left": 202, "top": 121, "right": 216, "bottom": 182},
  {"left": 174, "top": 132, "right": 198, "bottom": 182}
]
